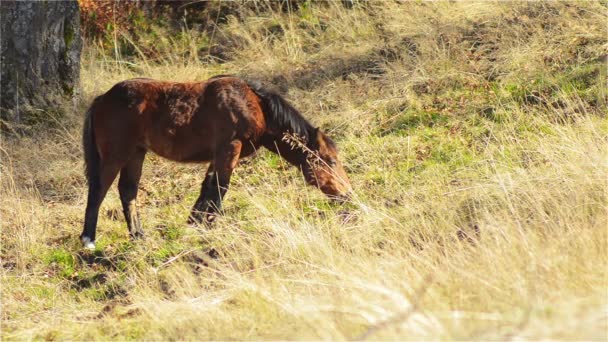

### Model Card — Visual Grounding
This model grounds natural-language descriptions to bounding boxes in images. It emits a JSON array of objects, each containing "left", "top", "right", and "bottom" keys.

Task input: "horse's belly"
[{"left": 144, "top": 132, "right": 213, "bottom": 163}]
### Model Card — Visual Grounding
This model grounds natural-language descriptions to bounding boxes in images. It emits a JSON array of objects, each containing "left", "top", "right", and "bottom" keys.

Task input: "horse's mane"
[
  {"left": 208, "top": 75, "right": 318, "bottom": 146},
  {"left": 245, "top": 79, "right": 317, "bottom": 146}
]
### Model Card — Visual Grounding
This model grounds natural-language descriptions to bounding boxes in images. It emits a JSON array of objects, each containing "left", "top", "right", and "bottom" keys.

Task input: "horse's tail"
[
  {"left": 83, "top": 97, "right": 102, "bottom": 186},
  {"left": 245, "top": 80, "right": 314, "bottom": 140}
]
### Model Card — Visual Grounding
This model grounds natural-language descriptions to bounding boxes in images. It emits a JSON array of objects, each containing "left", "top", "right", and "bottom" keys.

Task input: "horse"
[{"left": 80, "top": 75, "right": 352, "bottom": 249}]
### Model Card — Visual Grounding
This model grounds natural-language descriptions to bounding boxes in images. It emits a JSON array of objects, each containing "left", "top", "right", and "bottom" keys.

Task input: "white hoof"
[{"left": 81, "top": 236, "right": 96, "bottom": 250}]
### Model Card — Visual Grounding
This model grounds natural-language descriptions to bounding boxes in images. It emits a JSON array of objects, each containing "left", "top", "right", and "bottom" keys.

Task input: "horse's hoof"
[
  {"left": 130, "top": 231, "right": 145, "bottom": 240},
  {"left": 187, "top": 212, "right": 215, "bottom": 228},
  {"left": 81, "top": 236, "right": 96, "bottom": 250},
  {"left": 205, "top": 214, "right": 216, "bottom": 225},
  {"left": 187, "top": 214, "right": 201, "bottom": 226}
]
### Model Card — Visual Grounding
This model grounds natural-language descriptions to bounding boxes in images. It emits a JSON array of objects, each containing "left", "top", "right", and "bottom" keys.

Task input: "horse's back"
[{"left": 91, "top": 76, "right": 265, "bottom": 163}]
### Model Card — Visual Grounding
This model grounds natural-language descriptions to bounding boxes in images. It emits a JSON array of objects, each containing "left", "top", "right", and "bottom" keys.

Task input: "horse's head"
[{"left": 303, "top": 130, "right": 352, "bottom": 201}]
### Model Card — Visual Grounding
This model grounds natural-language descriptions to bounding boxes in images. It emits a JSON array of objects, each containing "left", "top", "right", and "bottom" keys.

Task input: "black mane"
[{"left": 245, "top": 80, "right": 317, "bottom": 147}]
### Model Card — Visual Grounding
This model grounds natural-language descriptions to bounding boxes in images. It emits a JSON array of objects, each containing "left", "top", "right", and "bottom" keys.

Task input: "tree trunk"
[{"left": 1, "top": 0, "right": 82, "bottom": 127}]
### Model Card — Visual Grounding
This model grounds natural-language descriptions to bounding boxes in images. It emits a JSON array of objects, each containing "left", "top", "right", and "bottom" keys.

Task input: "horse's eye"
[{"left": 328, "top": 159, "right": 337, "bottom": 167}]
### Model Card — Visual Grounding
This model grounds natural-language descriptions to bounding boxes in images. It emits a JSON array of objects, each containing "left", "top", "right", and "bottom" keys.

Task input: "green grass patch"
[{"left": 46, "top": 248, "right": 76, "bottom": 277}]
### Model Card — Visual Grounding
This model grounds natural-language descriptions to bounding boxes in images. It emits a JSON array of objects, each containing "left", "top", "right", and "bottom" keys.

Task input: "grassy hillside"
[{"left": 2, "top": 2, "right": 607, "bottom": 340}]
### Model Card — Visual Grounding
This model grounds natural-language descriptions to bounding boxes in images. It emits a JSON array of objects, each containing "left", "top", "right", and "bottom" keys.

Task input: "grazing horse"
[{"left": 80, "top": 76, "right": 351, "bottom": 249}]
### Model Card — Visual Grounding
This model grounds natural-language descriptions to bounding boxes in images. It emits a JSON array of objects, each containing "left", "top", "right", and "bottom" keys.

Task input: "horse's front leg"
[
  {"left": 189, "top": 140, "right": 242, "bottom": 225},
  {"left": 188, "top": 162, "right": 215, "bottom": 225}
]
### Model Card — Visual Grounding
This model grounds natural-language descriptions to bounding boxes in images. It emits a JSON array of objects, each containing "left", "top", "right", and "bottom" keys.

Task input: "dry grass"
[{"left": 1, "top": 2, "right": 607, "bottom": 340}]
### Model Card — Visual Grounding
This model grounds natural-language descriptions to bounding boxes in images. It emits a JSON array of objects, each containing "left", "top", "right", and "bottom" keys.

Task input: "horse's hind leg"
[
  {"left": 118, "top": 148, "right": 146, "bottom": 239},
  {"left": 81, "top": 163, "right": 122, "bottom": 249}
]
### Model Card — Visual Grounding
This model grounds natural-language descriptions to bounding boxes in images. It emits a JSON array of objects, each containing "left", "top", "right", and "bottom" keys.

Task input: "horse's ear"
[
  {"left": 315, "top": 127, "right": 324, "bottom": 143},
  {"left": 307, "top": 127, "right": 321, "bottom": 149}
]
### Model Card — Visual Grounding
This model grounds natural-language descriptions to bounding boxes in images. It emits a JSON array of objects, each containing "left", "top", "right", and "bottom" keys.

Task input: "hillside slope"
[{"left": 1, "top": 2, "right": 607, "bottom": 340}]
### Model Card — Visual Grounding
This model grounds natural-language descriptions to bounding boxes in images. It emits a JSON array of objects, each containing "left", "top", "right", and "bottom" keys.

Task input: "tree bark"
[{"left": 1, "top": 0, "right": 82, "bottom": 126}]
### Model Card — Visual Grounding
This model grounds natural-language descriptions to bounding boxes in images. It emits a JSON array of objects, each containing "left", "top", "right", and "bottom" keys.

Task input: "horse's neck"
[{"left": 261, "top": 134, "right": 308, "bottom": 167}]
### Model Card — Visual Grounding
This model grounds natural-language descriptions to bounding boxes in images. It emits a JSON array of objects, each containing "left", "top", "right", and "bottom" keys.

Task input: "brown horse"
[{"left": 81, "top": 76, "right": 351, "bottom": 249}]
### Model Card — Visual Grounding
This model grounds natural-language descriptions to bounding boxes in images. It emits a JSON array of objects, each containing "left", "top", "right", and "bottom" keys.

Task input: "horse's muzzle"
[{"left": 331, "top": 191, "right": 352, "bottom": 204}]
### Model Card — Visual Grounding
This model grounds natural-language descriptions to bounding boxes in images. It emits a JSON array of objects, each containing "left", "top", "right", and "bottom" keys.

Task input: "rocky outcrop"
[{"left": 1, "top": 0, "right": 82, "bottom": 126}]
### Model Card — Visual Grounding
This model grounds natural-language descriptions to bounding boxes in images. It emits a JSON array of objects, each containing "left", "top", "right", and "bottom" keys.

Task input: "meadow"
[{"left": 1, "top": 2, "right": 607, "bottom": 340}]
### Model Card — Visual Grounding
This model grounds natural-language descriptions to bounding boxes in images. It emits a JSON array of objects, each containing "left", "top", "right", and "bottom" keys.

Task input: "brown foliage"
[{"left": 78, "top": 0, "right": 142, "bottom": 38}]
